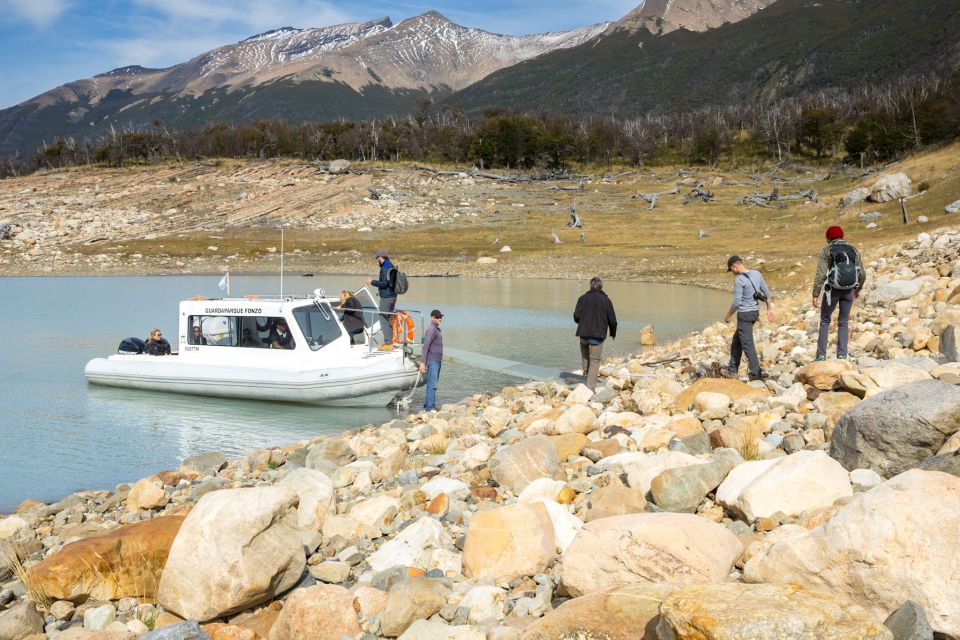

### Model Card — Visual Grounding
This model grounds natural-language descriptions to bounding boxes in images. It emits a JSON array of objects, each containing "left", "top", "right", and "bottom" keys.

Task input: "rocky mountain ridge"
[
  {"left": 0, "top": 0, "right": 781, "bottom": 156},
  {"left": 613, "top": 0, "right": 778, "bottom": 34}
]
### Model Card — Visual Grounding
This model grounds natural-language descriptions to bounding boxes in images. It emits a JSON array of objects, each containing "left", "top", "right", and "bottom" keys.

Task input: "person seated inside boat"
[
  {"left": 337, "top": 290, "right": 365, "bottom": 345},
  {"left": 239, "top": 327, "right": 261, "bottom": 348},
  {"left": 189, "top": 325, "right": 208, "bottom": 345},
  {"left": 144, "top": 328, "right": 171, "bottom": 356},
  {"left": 269, "top": 319, "right": 295, "bottom": 350},
  {"left": 257, "top": 317, "right": 281, "bottom": 335}
]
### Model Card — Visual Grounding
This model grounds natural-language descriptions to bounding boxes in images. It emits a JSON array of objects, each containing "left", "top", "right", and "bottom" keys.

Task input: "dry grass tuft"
[{"left": 0, "top": 539, "right": 52, "bottom": 609}]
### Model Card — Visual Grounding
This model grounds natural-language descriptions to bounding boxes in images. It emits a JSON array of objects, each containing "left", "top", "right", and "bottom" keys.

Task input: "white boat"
[{"left": 84, "top": 287, "right": 424, "bottom": 406}]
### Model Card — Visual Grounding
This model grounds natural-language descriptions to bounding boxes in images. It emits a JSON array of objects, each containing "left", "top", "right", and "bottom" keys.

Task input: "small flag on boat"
[{"left": 218, "top": 274, "right": 228, "bottom": 291}]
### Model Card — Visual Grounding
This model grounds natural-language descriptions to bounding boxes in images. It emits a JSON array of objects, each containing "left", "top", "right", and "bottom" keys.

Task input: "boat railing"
[{"left": 343, "top": 307, "right": 426, "bottom": 355}]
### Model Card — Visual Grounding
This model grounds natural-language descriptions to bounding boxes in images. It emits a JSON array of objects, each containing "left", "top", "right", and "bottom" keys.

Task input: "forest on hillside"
[{"left": 2, "top": 71, "right": 958, "bottom": 179}]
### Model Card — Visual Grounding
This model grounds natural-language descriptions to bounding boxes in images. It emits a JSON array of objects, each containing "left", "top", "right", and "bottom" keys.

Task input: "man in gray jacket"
[{"left": 723, "top": 256, "right": 775, "bottom": 381}]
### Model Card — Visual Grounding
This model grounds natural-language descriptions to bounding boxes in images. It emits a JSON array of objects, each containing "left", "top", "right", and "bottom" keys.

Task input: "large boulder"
[
  {"left": 744, "top": 469, "right": 960, "bottom": 637},
  {"left": 829, "top": 380, "right": 960, "bottom": 478},
  {"left": 520, "top": 583, "right": 677, "bottom": 640},
  {"left": 716, "top": 450, "right": 852, "bottom": 523},
  {"left": 917, "top": 450, "right": 960, "bottom": 477},
  {"left": 868, "top": 278, "right": 930, "bottom": 305},
  {"left": 612, "top": 451, "right": 707, "bottom": 496},
  {"left": 795, "top": 361, "right": 853, "bottom": 390},
  {"left": 157, "top": 487, "right": 305, "bottom": 621},
  {"left": 28, "top": 515, "right": 185, "bottom": 602},
  {"left": 661, "top": 583, "right": 892, "bottom": 639},
  {"left": 650, "top": 451, "right": 739, "bottom": 513},
  {"left": 868, "top": 172, "right": 912, "bottom": 203},
  {"left": 489, "top": 436, "right": 564, "bottom": 494},
  {"left": 860, "top": 364, "right": 932, "bottom": 393},
  {"left": 673, "top": 379, "right": 769, "bottom": 413},
  {"left": 379, "top": 577, "right": 450, "bottom": 637},
  {"left": 277, "top": 468, "right": 335, "bottom": 532},
  {"left": 0, "top": 601, "right": 44, "bottom": 640},
  {"left": 463, "top": 502, "right": 556, "bottom": 584},
  {"left": 267, "top": 585, "right": 359, "bottom": 640},
  {"left": 559, "top": 513, "right": 742, "bottom": 597},
  {"left": 554, "top": 405, "right": 598, "bottom": 435}
]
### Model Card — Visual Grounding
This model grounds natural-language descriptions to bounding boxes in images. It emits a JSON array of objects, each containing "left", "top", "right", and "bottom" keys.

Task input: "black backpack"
[
  {"left": 389, "top": 266, "right": 409, "bottom": 295},
  {"left": 827, "top": 243, "right": 860, "bottom": 290}
]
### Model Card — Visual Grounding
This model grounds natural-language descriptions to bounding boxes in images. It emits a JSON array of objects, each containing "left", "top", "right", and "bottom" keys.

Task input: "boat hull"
[{"left": 84, "top": 355, "right": 421, "bottom": 406}]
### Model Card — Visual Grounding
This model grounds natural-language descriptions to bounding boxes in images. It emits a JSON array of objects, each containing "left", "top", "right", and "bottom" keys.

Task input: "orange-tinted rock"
[
  {"left": 555, "top": 486, "right": 577, "bottom": 505},
  {"left": 28, "top": 515, "right": 186, "bottom": 602},
  {"left": 588, "top": 439, "right": 621, "bottom": 458},
  {"left": 15, "top": 499, "right": 44, "bottom": 514},
  {"left": 470, "top": 487, "right": 499, "bottom": 502},
  {"left": 202, "top": 623, "right": 258, "bottom": 640},
  {"left": 551, "top": 433, "right": 589, "bottom": 460},
  {"left": 234, "top": 604, "right": 281, "bottom": 640},
  {"left": 674, "top": 379, "right": 770, "bottom": 413},
  {"left": 267, "top": 585, "right": 359, "bottom": 640},
  {"left": 426, "top": 493, "right": 449, "bottom": 516}
]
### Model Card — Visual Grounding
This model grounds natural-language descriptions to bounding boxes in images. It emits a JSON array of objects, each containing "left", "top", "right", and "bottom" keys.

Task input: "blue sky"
[{"left": 0, "top": 0, "right": 639, "bottom": 108}]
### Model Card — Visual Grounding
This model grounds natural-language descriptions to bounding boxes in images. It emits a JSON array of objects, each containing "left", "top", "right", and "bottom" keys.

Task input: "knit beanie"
[{"left": 826, "top": 226, "right": 844, "bottom": 240}]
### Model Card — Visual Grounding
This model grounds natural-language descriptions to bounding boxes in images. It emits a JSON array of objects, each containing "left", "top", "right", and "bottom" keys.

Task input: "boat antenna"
[{"left": 280, "top": 226, "right": 285, "bottom": 298}]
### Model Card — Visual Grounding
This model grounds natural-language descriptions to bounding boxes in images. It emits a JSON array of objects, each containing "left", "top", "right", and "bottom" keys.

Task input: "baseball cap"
[
  {"left": 430, "top": 309, "right": 443, "bottom": 318},
  {"left": 727, "top": 255, "right": 742, "bottom": 272},
  {"left": 375, "top": 250, "right": 389, "bottom": 258}
]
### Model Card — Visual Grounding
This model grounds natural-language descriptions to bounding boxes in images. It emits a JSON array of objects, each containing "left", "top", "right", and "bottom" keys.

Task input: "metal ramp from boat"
[{"left": 441, "top": 347, "right": 573, "bottom": 383}]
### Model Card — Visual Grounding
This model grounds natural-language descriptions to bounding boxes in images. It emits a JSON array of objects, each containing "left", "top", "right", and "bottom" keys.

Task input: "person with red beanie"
[{"left": 812, "top": 225, "right": 866, "bottom": 360}]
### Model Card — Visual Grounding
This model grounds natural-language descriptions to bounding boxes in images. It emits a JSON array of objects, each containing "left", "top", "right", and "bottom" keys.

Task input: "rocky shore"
[{"left": 5, "top": 227, "right": 960, "bottom": 639}]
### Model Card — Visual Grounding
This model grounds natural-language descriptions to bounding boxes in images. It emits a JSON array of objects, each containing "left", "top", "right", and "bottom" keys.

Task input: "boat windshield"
[{"left": 293, "top": 303, "right": 343, "bottom": 351}]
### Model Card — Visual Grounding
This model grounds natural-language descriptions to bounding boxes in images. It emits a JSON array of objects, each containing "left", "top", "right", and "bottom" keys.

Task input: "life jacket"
[{"left": 392, "top": 312, "right": 415, "bottom": 344}]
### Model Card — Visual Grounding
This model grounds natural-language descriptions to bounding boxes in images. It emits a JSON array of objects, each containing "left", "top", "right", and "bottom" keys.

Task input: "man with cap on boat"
[{"left": 368, "top": 249, "right": 398, "bottom": 347}]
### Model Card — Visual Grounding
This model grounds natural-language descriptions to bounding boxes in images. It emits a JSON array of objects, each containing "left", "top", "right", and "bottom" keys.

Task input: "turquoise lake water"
[{"left": 0, "top": 274, "right": 727, "bottom": 512}]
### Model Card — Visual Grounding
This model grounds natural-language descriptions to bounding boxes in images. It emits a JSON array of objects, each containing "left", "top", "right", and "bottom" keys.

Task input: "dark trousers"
[
  {"left": 817, "top": 288, "right": 855, "bottom": 358},
  {"left": 379, "top": 296, "right": 397, "bottom": 344},
  {"left": 729, "top": 310, "right": 761, "bottom": 376}
]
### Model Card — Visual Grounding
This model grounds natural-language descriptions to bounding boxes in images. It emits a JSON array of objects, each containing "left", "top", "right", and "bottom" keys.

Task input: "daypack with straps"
[
  {"left": 389, "top": 266, "right": 409, "bottom": 295},
  {"left": 827, "top": 243, "right": 860, "bottom": 290}
]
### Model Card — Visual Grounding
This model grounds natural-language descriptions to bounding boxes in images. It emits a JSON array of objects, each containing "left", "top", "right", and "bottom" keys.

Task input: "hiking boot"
[
  {"left": 815, "top": 354, "right": 826, "bottom": 361},
  {"left": 720, "top": 366, "right": 738, "bottom": 379},
  {"left": 748, "top": 371, "right": 770, "bottom": 381}
]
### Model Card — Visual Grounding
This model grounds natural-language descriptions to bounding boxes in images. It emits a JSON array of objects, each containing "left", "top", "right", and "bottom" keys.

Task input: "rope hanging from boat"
[{"left": 393, "top": 362, "right": 423, "bottom": 413}]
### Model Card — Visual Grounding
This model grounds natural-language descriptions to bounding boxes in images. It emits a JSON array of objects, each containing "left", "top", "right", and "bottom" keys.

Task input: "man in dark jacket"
[
  {"left": 367, "top": 249, "right": 397, "bottom": 346},
  {"left": 574, "top": 277, "right": 617, "bottom": 391}
]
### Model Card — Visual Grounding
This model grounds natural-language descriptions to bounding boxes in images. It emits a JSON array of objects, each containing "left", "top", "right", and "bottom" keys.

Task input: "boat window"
[
  {"left": 189, "top": 316, "right": 237, "bottom": 346},
  {"left": 293, "top": 303, "right": 342, "bottom": 351}
]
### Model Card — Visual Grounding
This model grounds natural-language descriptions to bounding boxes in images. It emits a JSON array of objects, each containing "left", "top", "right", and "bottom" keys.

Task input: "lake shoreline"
[{"left": 2, "top": 227, "right": 958, "bottom": 638}]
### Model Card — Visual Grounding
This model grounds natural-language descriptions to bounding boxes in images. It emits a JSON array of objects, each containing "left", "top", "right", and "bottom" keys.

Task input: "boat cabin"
[{"left": 177, "top": 287, "right": 400, "bottom": 361}]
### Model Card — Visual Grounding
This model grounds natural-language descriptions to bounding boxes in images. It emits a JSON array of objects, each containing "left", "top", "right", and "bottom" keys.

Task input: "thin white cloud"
[
  {"left": 0, "top": 0, "right": 72, "bottom": 28},
  {"left": 131, "top": 0, "right": 356, "bottom": 31}
]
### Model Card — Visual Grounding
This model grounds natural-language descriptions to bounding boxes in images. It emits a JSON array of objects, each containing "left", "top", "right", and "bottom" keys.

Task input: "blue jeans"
[{"left": 425, "top": 360, "right": 442, "bottom": 411}]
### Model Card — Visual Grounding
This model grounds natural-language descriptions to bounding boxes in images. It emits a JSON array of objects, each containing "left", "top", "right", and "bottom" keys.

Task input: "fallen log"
[{"left": 631, "top": 187, "right": 680, "bottom": 210}]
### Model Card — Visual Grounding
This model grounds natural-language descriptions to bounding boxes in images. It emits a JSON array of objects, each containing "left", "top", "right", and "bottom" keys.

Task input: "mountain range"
[{"left": 1, "top": 0, "right": 957, "bottom": 157}]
